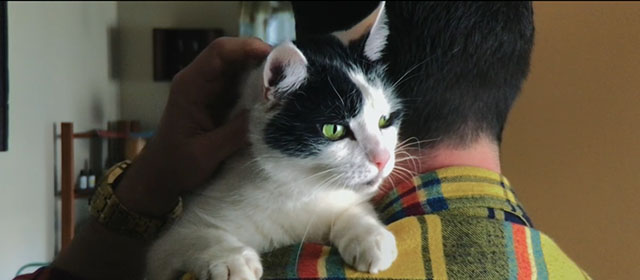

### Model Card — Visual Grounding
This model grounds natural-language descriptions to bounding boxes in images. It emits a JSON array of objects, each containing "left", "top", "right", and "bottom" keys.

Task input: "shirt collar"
[{"left": 373, "top": 166, "right": 533, "bottom": 227}]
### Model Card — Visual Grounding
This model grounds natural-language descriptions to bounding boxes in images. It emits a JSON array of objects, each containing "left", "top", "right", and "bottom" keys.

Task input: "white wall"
[
  {"left": 0, "top": 2, "right": 119, "bottom": 278},
  {"left": 118, "top": 1, "right": 240, "bottom": 130}
]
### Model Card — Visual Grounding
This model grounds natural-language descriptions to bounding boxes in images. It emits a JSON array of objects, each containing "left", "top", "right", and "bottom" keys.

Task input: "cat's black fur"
[{"left": 264, "top": 34, "right": 400, "bottom": 158}]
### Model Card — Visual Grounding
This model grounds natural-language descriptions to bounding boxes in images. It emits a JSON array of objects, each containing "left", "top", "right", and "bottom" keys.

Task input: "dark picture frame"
[
  {"left": 1, "top": 1, "right": 7, "bottom": 151},
  {"left": 152, "top": 28, "right": 224, "bottom": 81}
]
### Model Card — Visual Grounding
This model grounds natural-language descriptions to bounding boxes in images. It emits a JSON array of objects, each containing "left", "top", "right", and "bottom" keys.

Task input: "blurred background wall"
[
  {"left": 1, "top": 2, "right": 638, "bottom": 279},
  {"left": 0, "top": 2, "right": 119, "bottom": 278},
  {"left": 118, "top": 1, "right": 241, "bottom": 131},
  {"left": 502, "top": 2, "right": 640, "bottom": 280}
]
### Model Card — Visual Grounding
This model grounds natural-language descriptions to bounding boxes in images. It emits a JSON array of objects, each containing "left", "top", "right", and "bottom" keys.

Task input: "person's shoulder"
[
  {"left": 531, "top": 227, "right": 593, "bottom": 279},
  {"left": 258, "top": 213, "right": 592, "bottom": 280},
  {"left": 433, "top": 214, "right": 592, "bottom": 280}
]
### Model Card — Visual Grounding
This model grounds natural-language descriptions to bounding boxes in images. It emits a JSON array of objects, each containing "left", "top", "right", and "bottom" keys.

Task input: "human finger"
[
  {"left": 189, "top": 111, "right": 250, "bottom": 185},
  {"left": 191, "top": 37, "right": 272, "bottom": 81},
  {"left": 168, "top": 37, "right": 270, "bottom": 114}
]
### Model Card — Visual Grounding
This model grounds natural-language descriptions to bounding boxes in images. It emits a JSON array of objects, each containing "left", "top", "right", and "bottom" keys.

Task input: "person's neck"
[{"left": 397, "top": 136, "right": 501, "bottom": 177}]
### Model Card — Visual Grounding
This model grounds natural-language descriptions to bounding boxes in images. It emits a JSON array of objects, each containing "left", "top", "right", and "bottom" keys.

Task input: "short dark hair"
[
  {"left": 382, "top": 2, "right": 535, "bottom": 146},
  {"left": 292, "top": 1, "right": 380, "bottom": 39},
  {"left": 292, "top": 1, "right": 535, "bottom": 146}
]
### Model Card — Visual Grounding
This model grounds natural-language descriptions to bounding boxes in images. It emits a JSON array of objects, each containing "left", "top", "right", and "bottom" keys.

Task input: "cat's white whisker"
[
  {"left": 319, "top": 174, "right": 346, "bottom": 191},
  {"left": 296, "top": 167, "right": 341, "bottom": 184},
  {"left": 395, "top": 158, "right": 419, "bottom": 166},
  {"left": 294, "top": 211, "right": 318, "bottom": 270},
  {"left": 328, "top": 76, "right": 346, "bottom": 108},
  {"left": 391, "top": 166, "right": 417, "bottom": 182},
  {"left": 379, "top": 176, "right": 396, "bottom": 194},
  {"left": 392, "top": 164, "right": 417, "bottom": 175},
  {"left": 390, "top": 167, "right": 418, "bottom": 192},
  {"left": 395, "top": 157, "right": 419, "bottom": 162},
  {"left": 397, "top": 136, "right": 420, "bottom": 147},
  {"left": 390, "top": 172, "right": 414, "bottom": 186},
  {"left": 390, "top": 54, "right": 437, "bottom": 90},
  {"left": 395, "top": 137, "right": 440, "bottom": 150},
  {"left": 241, "top": 155, "right": 283, "bottom": 168},
  {"left": 394, "top": 149, "right": 420, "bottom": 171},
  {"left": 395, "top": 154, "right": 419, "bottom": 161}
]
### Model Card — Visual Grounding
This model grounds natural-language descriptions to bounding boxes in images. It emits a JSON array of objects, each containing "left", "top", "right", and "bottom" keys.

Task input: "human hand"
[{"left": 116, "top": 37, "right": 272, "bottom": 217}]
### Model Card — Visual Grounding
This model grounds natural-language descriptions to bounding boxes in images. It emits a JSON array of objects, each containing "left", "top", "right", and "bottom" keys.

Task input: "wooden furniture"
[
  {"left": 57, "top": 121, "right": 147, "bottom": 251},
  {"left": 60, "top": 123, "right": 75, "bottom": 250}
]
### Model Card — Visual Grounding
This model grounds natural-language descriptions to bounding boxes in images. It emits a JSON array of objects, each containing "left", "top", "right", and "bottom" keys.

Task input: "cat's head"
[{"left": 250, "top": 2, "right": 400, "bottom": 194}]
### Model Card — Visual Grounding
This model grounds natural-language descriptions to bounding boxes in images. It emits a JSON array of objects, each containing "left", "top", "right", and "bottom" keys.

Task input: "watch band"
[{"left": 89, "top": 160, "right": 183, "bottom": 240}]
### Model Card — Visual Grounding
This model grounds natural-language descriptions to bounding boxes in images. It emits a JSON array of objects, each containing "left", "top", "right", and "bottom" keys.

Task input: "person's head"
[
  {"left": 383, "top": 2, "right": 535, "bottom": 148},
  {"left": 293, "top": 1, "right": 535, "bottom": 149}
]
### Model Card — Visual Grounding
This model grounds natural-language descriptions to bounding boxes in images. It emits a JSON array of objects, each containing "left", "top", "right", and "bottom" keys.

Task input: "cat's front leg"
[
  {"left": 330, "top": 203, "right": 398, "bottom": 274},
  {"left": 147, "top": 227, "right": 262, "bottom": 280}
]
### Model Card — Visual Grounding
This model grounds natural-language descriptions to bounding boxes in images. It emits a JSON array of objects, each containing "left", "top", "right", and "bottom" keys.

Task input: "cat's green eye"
[
  {"left": 379, "top": 115, "right": 391, "bottom": 128},
  {"left": 322, "top": 124, "right": 346, "bottom": 140}
]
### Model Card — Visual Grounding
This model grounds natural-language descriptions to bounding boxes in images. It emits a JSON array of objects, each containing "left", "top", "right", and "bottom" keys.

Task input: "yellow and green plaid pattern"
[{"left": 183, "top": 167, "right": 591, "bottom": 280}]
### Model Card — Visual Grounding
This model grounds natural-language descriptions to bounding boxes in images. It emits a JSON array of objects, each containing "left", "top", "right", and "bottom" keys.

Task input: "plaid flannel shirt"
[
  {"left": 17, "top": 167, "right": 590, "bottom": 280},
  {"left": 183, "top": 166, "right": 591, "bottom": 280}
]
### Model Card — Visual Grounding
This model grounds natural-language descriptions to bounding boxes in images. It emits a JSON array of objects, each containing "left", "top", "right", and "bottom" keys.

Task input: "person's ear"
[
  {"left": 333, "top": 1, "right": 388, "bottom": 61},
  {"left": 262, "top": 41, "right": 308, "bottom": 101}
]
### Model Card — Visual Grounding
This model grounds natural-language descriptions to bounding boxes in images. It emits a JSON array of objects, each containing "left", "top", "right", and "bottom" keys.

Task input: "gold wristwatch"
[{"left": 89, "top": 160, "right": 183, "bottom": 239}]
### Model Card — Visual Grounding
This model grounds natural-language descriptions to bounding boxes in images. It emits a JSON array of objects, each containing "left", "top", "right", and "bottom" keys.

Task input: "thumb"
[{"left": 197, "top": 111, "right": 250, "bottom": 170}]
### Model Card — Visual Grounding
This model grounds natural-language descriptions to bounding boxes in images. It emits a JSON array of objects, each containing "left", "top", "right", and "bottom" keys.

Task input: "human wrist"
[{"left": 114, "top": 151, "right": 181, "bottom": 218}]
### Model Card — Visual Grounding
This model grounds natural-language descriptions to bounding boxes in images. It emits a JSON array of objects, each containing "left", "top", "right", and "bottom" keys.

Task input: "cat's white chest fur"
[
  {"left": 146, "top": 149, "right": 397, "bottom": 280},
  {"left": 180, "top": 149, "right": 370, "bottom": 252}
]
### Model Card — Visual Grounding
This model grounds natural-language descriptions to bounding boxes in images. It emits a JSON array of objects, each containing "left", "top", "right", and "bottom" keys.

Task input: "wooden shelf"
[
  {"left": 55, "top": 189, "right": 96, "bottom": 199},
  {"left": 72, "top": 129, "right": 154, "bottom": 139},
  {"left": 60, "top": 123, "right": 74, "bottom": 249},
  {"left": 58, "top": 121, "right": 147, "bottom": 251}
]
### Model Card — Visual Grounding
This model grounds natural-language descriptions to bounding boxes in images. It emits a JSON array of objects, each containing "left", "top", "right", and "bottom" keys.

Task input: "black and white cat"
[{"left": 147, "top": 3, "right": 400, "bottom": 280}]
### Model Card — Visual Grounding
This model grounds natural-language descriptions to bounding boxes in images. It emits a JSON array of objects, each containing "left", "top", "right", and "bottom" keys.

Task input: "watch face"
[{"left": 110, "top": 161, "right": 131, "bottom": 190}]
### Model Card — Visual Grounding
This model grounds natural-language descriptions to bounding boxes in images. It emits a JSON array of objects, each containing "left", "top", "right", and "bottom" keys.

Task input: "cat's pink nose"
[{"left": 371, "top": 150, "right": 390, "bottom": 171}]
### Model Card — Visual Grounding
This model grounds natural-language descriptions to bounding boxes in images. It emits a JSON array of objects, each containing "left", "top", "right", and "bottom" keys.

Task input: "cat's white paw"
[
  {"left": 338, "top": 227, "right": 397, "bottom": 274},
  {"left": 195, "top": 247, "right": 263, "bottom": 280}
]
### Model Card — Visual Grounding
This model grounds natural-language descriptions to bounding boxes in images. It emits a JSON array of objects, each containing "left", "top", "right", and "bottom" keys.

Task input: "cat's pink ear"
[
  {"left": 333, "top": 1, "right": 388, "bottom": 61},
  {"left": 263, "top": 41, "right": 308, "bottom": 101}
]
